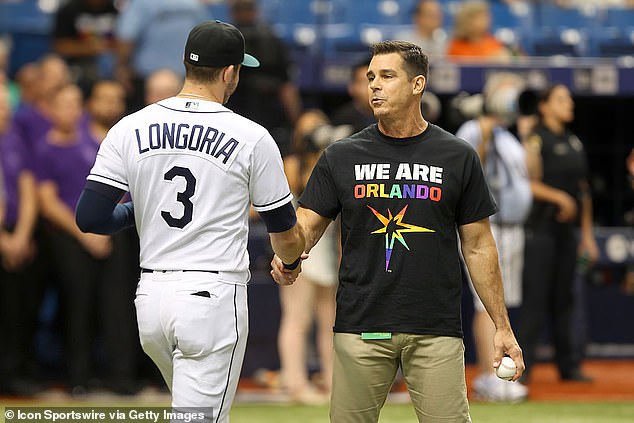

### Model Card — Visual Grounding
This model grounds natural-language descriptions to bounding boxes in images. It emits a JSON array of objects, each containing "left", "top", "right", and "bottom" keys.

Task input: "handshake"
[{"left": 270, "top": 252, "right": 309, "bottom": 286}]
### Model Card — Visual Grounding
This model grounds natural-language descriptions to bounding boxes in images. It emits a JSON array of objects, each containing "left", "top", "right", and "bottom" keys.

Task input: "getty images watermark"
[{"left": 3, "top": 407, "right": 213, "bottom": 423}]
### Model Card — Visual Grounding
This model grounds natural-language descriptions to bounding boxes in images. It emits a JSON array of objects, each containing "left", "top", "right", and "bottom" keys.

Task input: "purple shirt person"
[
  {"left": 34, "top": 83, "right": 111, "bottom": 392},
  {"left": 34, "top": 133, "right": 98, "bottom": 211},
  {"left": 1, "top": 129, "right": 32, "bottom": 227},
  {"left": 11, "top": 103, "right": 52, "bottom": 154},
  {"left": 0, "top": 83, "right": 38, "bottom": 272},
  {"left": 35, "top": 84, "right": 111, "bottom": 259}
]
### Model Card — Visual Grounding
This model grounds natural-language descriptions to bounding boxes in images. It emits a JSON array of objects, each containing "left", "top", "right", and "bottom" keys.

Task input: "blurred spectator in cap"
[
  {"left": 144, "top": 69, "right": 183, "bottom": 105},
  {"left": 115, "top": 0, "right": 209, "bottom": 111},
  {"left": 53, "top": 0, "right": 119, "bottom": 93},
  {"left": 395, "top": 0, "right": 447, "bottom": 59},
  {"left": 227, "top": 0, "right": 302, "bottom": 157},
  {"left": 447, "top": 0, "right": 511, "bottom": 62}
]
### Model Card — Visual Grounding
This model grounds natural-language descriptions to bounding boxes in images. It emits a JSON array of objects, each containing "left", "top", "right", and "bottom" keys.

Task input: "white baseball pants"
[{"left": 135, "top": 271, "right": 248, "bottom": 423}]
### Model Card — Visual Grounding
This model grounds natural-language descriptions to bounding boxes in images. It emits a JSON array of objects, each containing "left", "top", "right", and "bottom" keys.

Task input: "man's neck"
[
  {"left": 48, "top": 127, "right": 78, "bottom": 145},
  {"left": 543, "top": 116, "right": 565, "bottom": 135},
  {"left": 378, "top": 112, "right": 428, "bottom": 138},
  {"left": 178, "top": 81, "right": 223, "bottom": 103}
]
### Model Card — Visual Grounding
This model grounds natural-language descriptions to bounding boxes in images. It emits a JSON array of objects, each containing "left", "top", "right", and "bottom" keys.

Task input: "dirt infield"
[{"left": 466, "top": 360, "right": 634, "bottom": 402}]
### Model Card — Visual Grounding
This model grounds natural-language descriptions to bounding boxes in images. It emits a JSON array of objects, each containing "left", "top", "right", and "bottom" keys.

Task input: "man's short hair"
[
  {"left": 370, "top": 40, "right": 429, "bottom": 81},
  {"left": 183, "top": 61, "right": 225, "bottom": 84}
]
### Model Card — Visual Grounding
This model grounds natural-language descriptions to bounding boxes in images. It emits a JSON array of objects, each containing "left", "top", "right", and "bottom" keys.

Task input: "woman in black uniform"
[{"left": 519, "top": 84, "right": 599, "bottom": 382}]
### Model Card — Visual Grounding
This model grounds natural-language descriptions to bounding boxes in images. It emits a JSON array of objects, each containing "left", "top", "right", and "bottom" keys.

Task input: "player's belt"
[{"left": 141, "top": 268, "right": 219, "bottom": 274}]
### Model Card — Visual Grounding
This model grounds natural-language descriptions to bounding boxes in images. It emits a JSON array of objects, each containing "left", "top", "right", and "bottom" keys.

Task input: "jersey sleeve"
[
  {"left": 249, "top": 132, "right": 293, "bottom": 212},
  {"left": 86, "top": 125, "right": 129, "bottom": 191},
  {"left": 298, "top": 149, "right": 341, "bottom": 219},
  {"left": 455, "top": 147, "right": 498, "bottom": 225}
]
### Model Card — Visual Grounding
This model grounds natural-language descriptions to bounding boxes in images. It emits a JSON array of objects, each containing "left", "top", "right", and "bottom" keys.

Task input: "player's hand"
[
  {"left": 493, "top": 327, "right": 525, "bottom": 382},
  {"left": 554, "top": 191, "right": 577, "bottom": 222},
  {"left": 270, "top": 253, "right": 308, "bottom": 286},
  {"left": 79, "top": 233, "right": 113, "bottom": 259},
  {"left": 0, "top": 232, "right": 35, "bottom": 271},
  {"left": 578, "top": 235, "right": 600, "bottom": 265}
]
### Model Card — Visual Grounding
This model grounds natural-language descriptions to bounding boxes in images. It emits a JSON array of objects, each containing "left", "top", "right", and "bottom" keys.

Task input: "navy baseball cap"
[{"left": 184, "top": 20, "right": 260, "bottom": 68}]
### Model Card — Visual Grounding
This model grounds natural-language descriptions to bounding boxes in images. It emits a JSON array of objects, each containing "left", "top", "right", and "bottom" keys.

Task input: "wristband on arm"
[{"left": 282, "top": 256, "right": 302, "bottom": 270}]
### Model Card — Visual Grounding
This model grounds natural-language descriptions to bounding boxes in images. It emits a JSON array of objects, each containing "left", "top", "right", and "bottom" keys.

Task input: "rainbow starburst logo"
[{"left": 367, "top": 205, "right": 435, "bottom": 271}]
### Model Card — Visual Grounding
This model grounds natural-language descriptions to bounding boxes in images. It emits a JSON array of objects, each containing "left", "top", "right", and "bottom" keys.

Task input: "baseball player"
[{"left": 75, "top": 21, "right": 305, "bottom": 422}]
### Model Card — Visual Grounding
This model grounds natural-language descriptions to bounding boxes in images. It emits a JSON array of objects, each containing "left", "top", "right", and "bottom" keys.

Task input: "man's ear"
[
  {"left": 413, "top": 75, "right": 426, "bottom": 96},
  {"left": 223, "top": 65, "right": 236, "bottom": 83}
]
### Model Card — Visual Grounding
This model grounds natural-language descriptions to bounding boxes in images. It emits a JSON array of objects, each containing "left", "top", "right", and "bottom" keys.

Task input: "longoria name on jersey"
[{"left": 135, "top": 123, "right": 239, "bottom": 164}]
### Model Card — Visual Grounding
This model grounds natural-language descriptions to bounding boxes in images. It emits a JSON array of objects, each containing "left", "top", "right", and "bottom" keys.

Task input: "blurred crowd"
[{"left": 0, "top": 0, "right": 631, "bottom": 404}]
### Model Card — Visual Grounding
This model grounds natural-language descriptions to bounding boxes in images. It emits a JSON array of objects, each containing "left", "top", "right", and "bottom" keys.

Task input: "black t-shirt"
[
  {"left": 526, "top": 124, "right": 588, "bottom": 226},
  {"left": 227, "top": 23, "right": 291, "bottom": 129},
  {"left": 54, "top": 0, "right": 117, "bottom": 45},
  {"left": 299, "top": 124, "right": 497, "bottom": 337},
  {"left": 53, "top": 0, "right": 117, "bottom": 80}
]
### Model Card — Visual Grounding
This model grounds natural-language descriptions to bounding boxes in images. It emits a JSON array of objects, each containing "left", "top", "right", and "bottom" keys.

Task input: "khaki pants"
[{"left": 330, "top": 333, "right": 471, "bottom": 423}]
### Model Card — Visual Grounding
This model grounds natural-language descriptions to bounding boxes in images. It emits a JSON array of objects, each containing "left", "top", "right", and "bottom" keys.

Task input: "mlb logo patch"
[
  {"left": 185, "top": 101, "right": 199, "bottom": 110},
  {"left": 190, "top": 53, "right": 199, "bottom": 62}
]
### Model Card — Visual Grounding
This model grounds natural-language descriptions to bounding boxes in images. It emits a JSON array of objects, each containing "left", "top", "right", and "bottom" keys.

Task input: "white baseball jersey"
[{"left": 88, "top": 97, "right": 292, "bottom": 281}]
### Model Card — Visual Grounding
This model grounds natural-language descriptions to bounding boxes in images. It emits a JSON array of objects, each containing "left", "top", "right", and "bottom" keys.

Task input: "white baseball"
[{"left": 496, "top": 356, "right": 516, "bottom": 381}]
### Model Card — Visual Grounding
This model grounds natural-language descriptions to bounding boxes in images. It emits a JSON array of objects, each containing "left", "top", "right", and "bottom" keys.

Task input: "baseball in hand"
[{"left": 496, "top": 356, "right": 516, "bottom": 381}]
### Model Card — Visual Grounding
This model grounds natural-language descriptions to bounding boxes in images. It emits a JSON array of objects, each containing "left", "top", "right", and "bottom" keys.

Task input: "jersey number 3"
[{"left": 161, "top": 166, "right": 196, "bottom": 229}]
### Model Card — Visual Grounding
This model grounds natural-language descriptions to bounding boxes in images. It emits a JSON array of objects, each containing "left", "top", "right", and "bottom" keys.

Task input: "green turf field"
[
  {"left": 3, "top": 402, "right": 634, "bottom": 423},
  {"left": 228, "top": 402, "right": 634, "bottom": 422}
]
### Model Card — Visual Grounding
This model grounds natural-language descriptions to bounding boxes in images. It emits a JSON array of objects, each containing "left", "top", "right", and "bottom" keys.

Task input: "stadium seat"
[
  {"left": 538, "top": 3, "right": 596, "bottom": 30},
  {"left": 332, "top": 0, "right": 403, "bottom": 26},
  {"left": 0, "top": 0, "right": 55, "bottom": 75},
  {"left": 527, "top": 27, "right": 586, "bottom": 57},
  {"left": 605, "top": 7, "right": 634, "bottom": 29},
  {"left": 263, "top": 0, "right": 332, "bottom": 50},
  {"left": 0, "top": 0, "right": 54, "bottom": 33},
  {"left": 490, "top": 2, "right": 535, "bottom": 53},
  {"left": 526, "top": 4, "right": 598, "bottom": 57},
  {"left": 595, "top": 27, "right": 634, "bottom": 58}
]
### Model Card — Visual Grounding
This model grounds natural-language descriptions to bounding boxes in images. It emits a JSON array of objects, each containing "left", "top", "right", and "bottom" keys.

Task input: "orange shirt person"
[{"left": 447, "top": 0, "right": 510, "bottom": 61}]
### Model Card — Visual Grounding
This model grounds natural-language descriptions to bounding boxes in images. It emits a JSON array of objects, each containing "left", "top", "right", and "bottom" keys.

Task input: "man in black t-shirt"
[
  {"left": 271, "top": 41, "right": 524, "bottom": 423},
  {"left": 53, "top": 0, "right": 118, "bottom": 91},
  {"left": 226, "top": 0, "right": 301, "bottom": 157}
]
